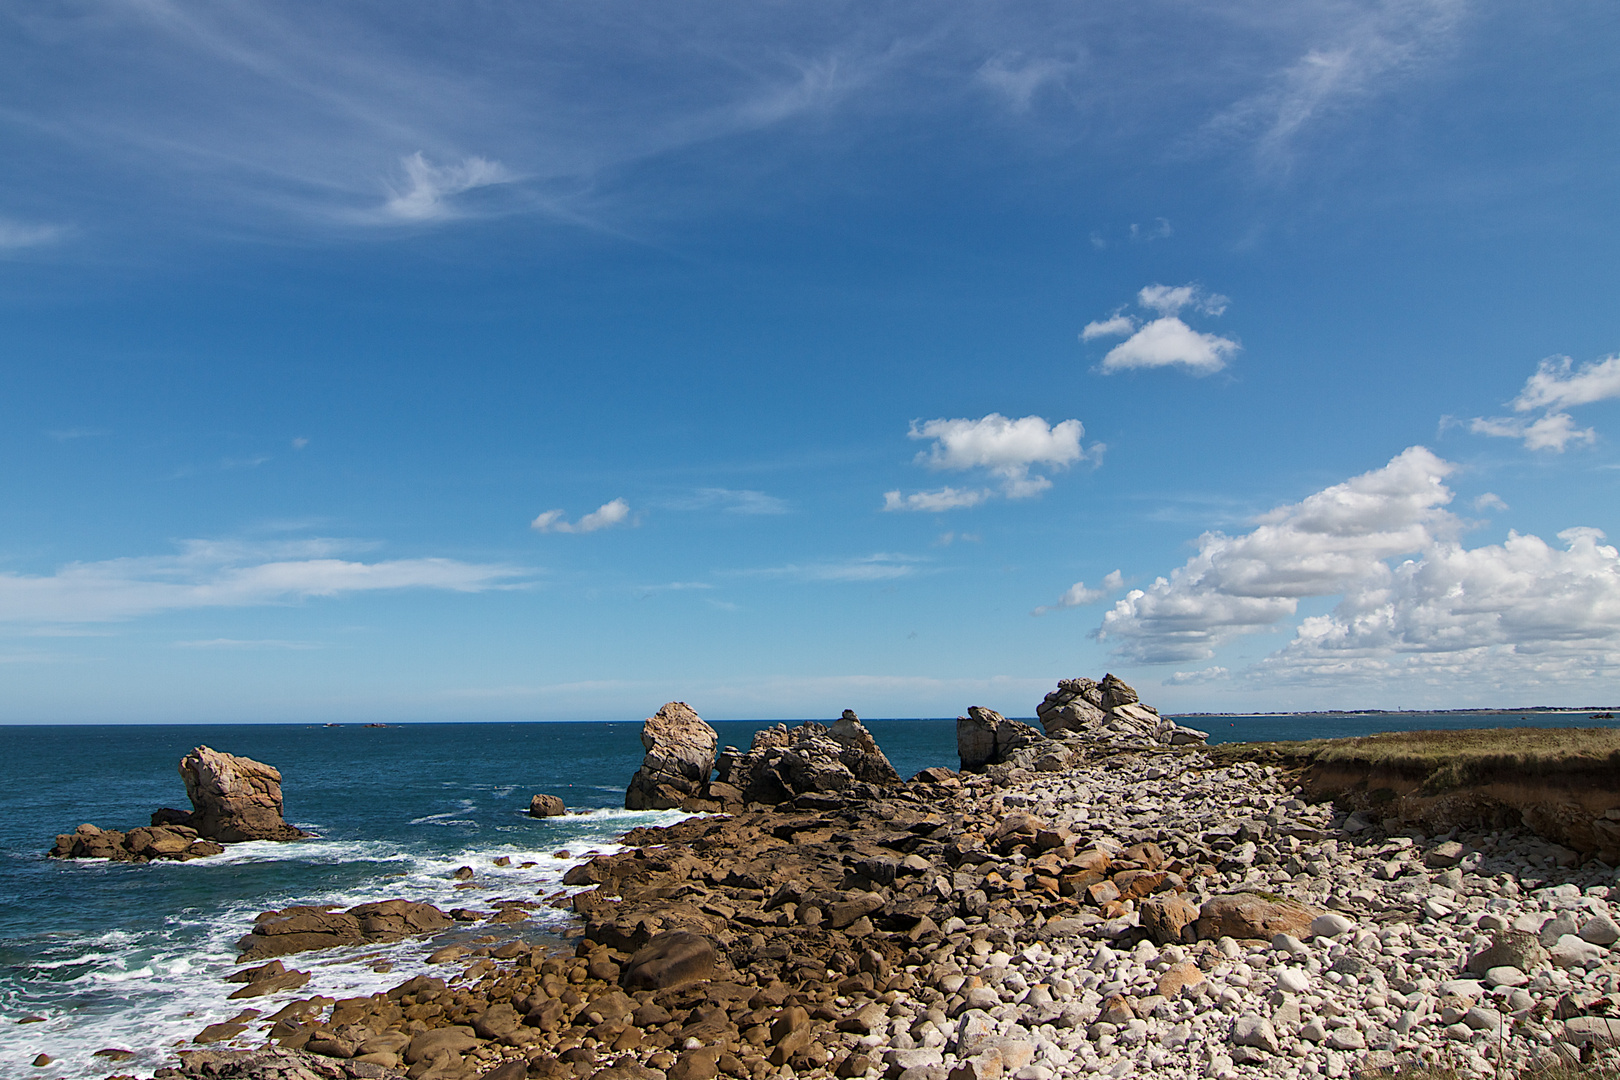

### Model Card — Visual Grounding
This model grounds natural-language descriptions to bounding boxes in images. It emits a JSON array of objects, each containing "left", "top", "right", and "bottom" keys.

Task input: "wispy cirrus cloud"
[
  {"left": 661, "top": 488, "right": 791, "bottom": 515},
  {"left": 733, "top": 553, "right": 923, "bottom": 583},
  {"left": 0, "top": 217, "right": 65, "bottom": 250},
  {"left": 0, "top": 539, "right": 528, "bottom": 624},
  {"left": 382, "top": 152, "right": 512, "bottom": 222}
]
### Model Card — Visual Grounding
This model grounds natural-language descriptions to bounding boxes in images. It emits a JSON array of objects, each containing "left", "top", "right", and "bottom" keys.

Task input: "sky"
[{"left": 2, "top": 1, "right": 1619, "bottom": 723}]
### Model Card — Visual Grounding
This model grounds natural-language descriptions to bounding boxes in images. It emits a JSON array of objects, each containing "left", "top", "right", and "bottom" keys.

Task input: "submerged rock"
[{"left": 625, "top": 702, "right": 718, "bottom": 811}]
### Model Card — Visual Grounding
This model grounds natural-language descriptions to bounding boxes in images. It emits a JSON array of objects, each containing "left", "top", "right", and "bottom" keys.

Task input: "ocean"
[{"left": 2, "top": 711, "right": 1616, "bottom": 1079}]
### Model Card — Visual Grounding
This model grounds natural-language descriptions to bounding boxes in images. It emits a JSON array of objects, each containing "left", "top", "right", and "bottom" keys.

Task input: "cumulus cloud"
[
  {"left": 1082, "top": 284, "right": 1239, "bottom": 375},
  {"left": 884, "top": 413, "right": 1099, "bottom": 511},
  {"left": 0, "top": 540, "right": 525, "bottom": 624},
  {"left": 1166, "top": 666, "right": 1230, "bottom": 685},
  {"left": 1471, "top": 354, "right": 1619, "bottom": 452},
  {"left": 1033, "top": 570, "right": 1124, "bottom": 615},
  {"left": 1473, "top": 492, "right": 1508, "bottom": 512},
  {"left": 384, "top": 152, "right": 512, "bottom": 221},
  {"left": 531, "top": 498, "right": 633, "bottom": 534},
  {"left": 1099, "top": 447, "right": 1462, "bottom": 662},
  {"left": 1100, "top": 446, "right": 1620, "bottom": 687}
]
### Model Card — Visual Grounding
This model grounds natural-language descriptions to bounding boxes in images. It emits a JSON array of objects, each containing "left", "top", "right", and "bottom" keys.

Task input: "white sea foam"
[{"left": 0, "top": 807, "right": 695, "bottom": 1080}]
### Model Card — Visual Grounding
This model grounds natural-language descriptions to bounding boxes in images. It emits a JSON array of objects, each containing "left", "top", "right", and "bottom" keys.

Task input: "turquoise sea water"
[{"left": 1, "top": 712, "right": 1616, "bottom": 1078}]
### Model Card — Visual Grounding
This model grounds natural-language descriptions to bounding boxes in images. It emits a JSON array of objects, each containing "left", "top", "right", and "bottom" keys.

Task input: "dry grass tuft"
[{"left": 1211, "top": 727, "right": 1620, "bottom": 791}]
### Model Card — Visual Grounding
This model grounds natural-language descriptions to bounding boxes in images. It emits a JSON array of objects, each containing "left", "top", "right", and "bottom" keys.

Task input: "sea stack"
[
  {"left": 175, "top": 745, "right": 312, "bottom": 842},
  {"left": 624, "top": 702, "right": 718, "bottom": 810}
]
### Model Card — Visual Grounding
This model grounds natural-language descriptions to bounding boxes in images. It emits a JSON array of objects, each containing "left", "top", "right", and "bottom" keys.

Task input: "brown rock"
[
  {"left": 622, "top": 931, "right": 716, "bottom": 991},
  {"left": 179, "top": 746, "right": 311, "bottom": 842},
  {"left": 1156, "top": 961, "right": 1206, "bottom": 997},
  {"left": 406, "top": 1026, "right": 481, "bottom": 1064},
  {"left": 1195, "top": 893, "right": 1318, "bottom": 941},
  {"left": 529, "top": 794, "right": 567, "bottom": 818},
  {"left": 1140, "top": 895, "right": 1200, "bottom": 945},
  {"left": 669, "top": 1046, "right": 722, "bottom": 1080}
]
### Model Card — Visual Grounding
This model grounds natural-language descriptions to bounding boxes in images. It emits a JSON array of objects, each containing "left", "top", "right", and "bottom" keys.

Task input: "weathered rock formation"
[
  {"left": 177, "top": 745, "right": 312, "bottom": 842},
  {"left": 625, "top": 702, "right": 718, "bottom": 811},
  {"left": 1037, "top": 675, "right": 1209, "bottom": 747},
  {"left": 50, "top": 745, "right": 307, "bottom": 862},
  {"left": 956, "top": 706, "right": 1055, "bottom": 772},
  {"left": 50, "top": 822, "right": 225, "bottom": 863},
  {"left": 711, "top": 711, "right": 901, "bottom": 806},
  {"left": 237, "top": 900, "right": 455, "bottom": 962}
]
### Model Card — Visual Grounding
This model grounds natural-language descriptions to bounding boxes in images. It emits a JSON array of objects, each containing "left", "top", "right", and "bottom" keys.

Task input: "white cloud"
[
  {"left": 0, "top": 539, "right": 526, "bottom": 624},
  {"left": 291, "top": 436, "right": 310, "bottom": 450},
  {"left": 884, "top": 413, "right": 1099, "bottom": 510},
  {"left": 384, "top": 152, "right": 512, "bottom": 222},
  {"left": 0, "top": 217, "right": 63, "bottom": 250},
  {"left": 1081, "top": 314, "right": 1136, "bottom": 340},
  {"left": 530, "top": 498, "right": 633, "bottom": 534},
  {"left": 883, "top": 487, "right": 990, "bottom": 512},
  {"left": 1032, "top": 570, "right": 1124, "bottom": 615},
  {"left": 1137, "top": 283, "right": 1228, "bottom": 317},
  {"left": 737, "top": 553, "right": 921, "bottom": 583},
  {"left": 1100, "top": 317, "right": 1238, "bottom": 374},
  {"left": 1167, "top": 666, "right": 1230, "bottom": 685},
  {"left": 1085, "top": 284, "right": 1239, "bottom": 375},
  {"left": 1258, "top": 526, "right": 1620, "bottom": 684},
  {"left": 1472, "top": 492, "right": 1508, "bottom": 512},
  {"left": 1100, "top": 446, "right": 1620, "bottom": 688},
  {"left": 1098, "top": 446, "right": 1461, "bottom": 662},
  {"left": 1471, "top": 353, "right": 1620, "bottom": 452},
  {"left": 1512, "top": 355, "right": 1620, "bottom": 412},
  {"left": 664, "top": 488, "right": 790, "bottom": 515}
]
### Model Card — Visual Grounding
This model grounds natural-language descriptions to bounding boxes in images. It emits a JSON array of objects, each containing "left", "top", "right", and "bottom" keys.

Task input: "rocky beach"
[{"left": 104, "top": 680, "right": 1620, "bottom": 1080}]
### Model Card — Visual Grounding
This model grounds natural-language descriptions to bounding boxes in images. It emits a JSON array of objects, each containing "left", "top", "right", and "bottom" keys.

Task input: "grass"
[{"left": 1210, "top": 727, "right": 1620, "bottom": 792}]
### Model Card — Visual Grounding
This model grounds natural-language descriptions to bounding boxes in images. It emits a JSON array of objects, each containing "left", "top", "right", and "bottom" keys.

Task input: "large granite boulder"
[
  {"left": 178, "top": 746, "right": 311, "bottom": 843},
  {"left": 712, "top": 711, "right": 900, "bottom": 805},
  {"left": 50, "top": 822, "right": 225, "bottom": 863},
  {"left": 238, "top": 899, "right": 453, "bottom": 961},
  {"left": 1034, "top": 676, "right": 1209, "bottom": 747},
  {"left": 957, "top": 706, "right": 1049, "bottom": 772},
  {"left": 626, "top": 702, "right": 718, "bottom": 811}
]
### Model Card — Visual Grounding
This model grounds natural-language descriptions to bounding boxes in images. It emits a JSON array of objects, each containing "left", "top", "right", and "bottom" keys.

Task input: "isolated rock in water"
[
  {"left": 528, "top": 794, "right": 566, "bottom": 818},
  {"left": 180, "top": 746, "right": 311, "bottom": 843},
  {"left": 50, "top": 821, "right": 225, "bottom": 863},
  {"left": 956, "top": 706, "right": 1048, "bottom": 772},
  {"left": 626, "top": 702, "right": 718, "bottom": 811},
  {"left": 712, "top": 712, "right": 900, "bottom": 805}
]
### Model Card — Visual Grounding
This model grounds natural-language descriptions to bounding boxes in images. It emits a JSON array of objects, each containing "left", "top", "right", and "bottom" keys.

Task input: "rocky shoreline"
[{"left": 126, "top": 682, "right": 1620, "bottom": 1080}]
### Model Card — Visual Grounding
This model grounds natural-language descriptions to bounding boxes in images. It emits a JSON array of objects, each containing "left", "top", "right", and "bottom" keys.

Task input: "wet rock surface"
[{"left": 165, "top": 705, "right": 1620, "bottom": 1080}]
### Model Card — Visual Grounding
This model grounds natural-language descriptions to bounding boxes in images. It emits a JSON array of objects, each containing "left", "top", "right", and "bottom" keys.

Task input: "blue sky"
[{"left": 3, "top": 1, "right": 1619, "bottom": 722}]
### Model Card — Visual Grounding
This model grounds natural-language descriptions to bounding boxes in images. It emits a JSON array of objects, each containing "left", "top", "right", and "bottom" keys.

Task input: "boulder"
[
  {"left": 1098, "top": 673, "right": 1138, "bottom": 709},
  {"left": 1032, "top": 676, "right": 1207, "bottom": 747},
  {"left": 957, "top": 707, "right": 1048, "bottom": 772},
  {"left": 625, "top": 702, "right": 718, "bottom": 811},
  {"left": 238, "top": 899, "right": 453, "bottom": 961},
  {"left": 621, "top": 930, "right": 716, "bottom": 991},
  {"left": 528, "top": 794, "right": 567, "bottom": 818},
  {"left": 1195, "top": 894, "right": 1319, "bottom": 941},
  {"left": 711, "top": 713, "right": 900, "bottom": 804},
  {"left": 179, "top": 746, "right": 310, "bottom": 842}
]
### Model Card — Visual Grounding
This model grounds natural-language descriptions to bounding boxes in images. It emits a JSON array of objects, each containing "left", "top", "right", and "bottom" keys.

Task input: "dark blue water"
[{"left": 1, "top": 712, "right": 1614, "bottom": 1078}]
